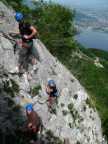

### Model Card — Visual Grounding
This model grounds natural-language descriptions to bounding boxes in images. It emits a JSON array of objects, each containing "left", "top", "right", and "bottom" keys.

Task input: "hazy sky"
[
  {"left": 24, "top": 0, "right": 108, "bottom": 11},
  {"left": 46, "top": 0, "right": 108, "bottom": 10}
]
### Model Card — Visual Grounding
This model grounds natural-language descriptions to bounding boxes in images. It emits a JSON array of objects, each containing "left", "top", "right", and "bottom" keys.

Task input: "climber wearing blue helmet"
[
  {"left": 26, "top": 103, "right": 42, "bottom": 143},
  {"left": 14, "top": 12, "right": 37, "bottom": 43},
  {"left": 46, "top": 80, "right": 59, "bottom": 110},
  {"left": 12, "top": 12, "right": 38, "bottom": 73},
  {"left": 48, "top": 80, "right": 56, "bottom": 88},
  {"left": 26, "top": 103, "right": 33, "bottom": 113}
]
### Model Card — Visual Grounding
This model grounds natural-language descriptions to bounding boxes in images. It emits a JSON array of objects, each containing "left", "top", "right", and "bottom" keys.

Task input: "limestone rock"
[{"left": 0, "top": 2, "right": 107, "bottom": 144}]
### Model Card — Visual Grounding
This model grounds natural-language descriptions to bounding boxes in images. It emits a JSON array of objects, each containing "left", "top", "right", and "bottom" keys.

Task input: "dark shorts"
[
  {"left": 18, "top": 40, "right": 39, "bottom": 65},
  {"left": 26, "top": 41, "right": 38, "bottom": 58}
]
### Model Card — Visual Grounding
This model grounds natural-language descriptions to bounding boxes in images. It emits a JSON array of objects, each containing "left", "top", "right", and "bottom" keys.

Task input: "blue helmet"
[
  {"left": 15, "top": 12, "right": 24, "bottom": 22},
  {"left": 26, "top": 104, "right": 33, "bottom": 111},
  {"left": 48, "top": 80, "right": 56, "bottom": 88}
]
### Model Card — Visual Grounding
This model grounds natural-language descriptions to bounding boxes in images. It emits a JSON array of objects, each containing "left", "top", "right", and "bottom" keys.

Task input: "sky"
[
  {"left": 24, "top": 0, "right": 108, "bottom": 11},
  {"left": 45, "top": 0, "right": 108, "bottom": 10}
]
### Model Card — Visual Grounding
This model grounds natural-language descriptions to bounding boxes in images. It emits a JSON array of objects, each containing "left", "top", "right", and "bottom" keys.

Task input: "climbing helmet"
[{"left": 15, "top": 12, "right": 24, "bottom": 22}]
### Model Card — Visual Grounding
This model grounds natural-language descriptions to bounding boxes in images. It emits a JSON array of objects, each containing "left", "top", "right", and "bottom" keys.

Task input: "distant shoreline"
[{"left": 75, "top": 26, "right": 108, "bottom": 51}]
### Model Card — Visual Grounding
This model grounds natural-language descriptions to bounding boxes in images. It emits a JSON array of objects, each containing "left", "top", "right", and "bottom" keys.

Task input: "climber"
[
  {"left": 26, "top": 104, "right": 43, "bottom": 144},
  {"left": 11, "top": 12, "right": 38, "bottom": 73},
  {"left": 46, "top": 80, "right": 59, "bottom": 111}
]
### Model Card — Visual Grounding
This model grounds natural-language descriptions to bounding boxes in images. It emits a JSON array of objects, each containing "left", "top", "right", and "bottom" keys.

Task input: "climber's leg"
[
  {"left": 32, "top": 57, "right": 37, "bottom": 65},
  {"left": 30, "top": 41, "right": 39, "bottom": 64},
  {"left": 48, "top": 96, "right": 55, "bottom": 109}
]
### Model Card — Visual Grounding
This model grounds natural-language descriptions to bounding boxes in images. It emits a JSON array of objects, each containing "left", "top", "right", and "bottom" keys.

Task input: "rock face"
[
  {"left": 0, "top": 1, "right": 16, "bottom": 33},
  {"left": 0, "top": 2, "right": 107, "bottom": 144}
]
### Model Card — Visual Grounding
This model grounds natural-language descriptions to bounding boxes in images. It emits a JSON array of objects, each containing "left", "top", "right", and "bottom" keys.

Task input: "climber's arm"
[
  {"left": 23, "top": 26, "right": 37, "bottom": 40},
  {"left": 29, "top": 26, "right": 37, "bottom": 39}
]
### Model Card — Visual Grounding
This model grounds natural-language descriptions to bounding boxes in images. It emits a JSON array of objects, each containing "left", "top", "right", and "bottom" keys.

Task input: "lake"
[
  {"left": 24, "top": 0, "right": 108, "bottom": 51},
  {"left": 52, "top": 0, "right": 108, "bottom": 51}
]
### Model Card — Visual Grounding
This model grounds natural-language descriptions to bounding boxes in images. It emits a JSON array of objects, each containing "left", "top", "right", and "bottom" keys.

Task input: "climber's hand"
[
  {"left": 23, "top": 35, "right": 29, "bottom": 40},
  {"left": 28, "top": 123, "right": 32, "bottom": 129}
]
